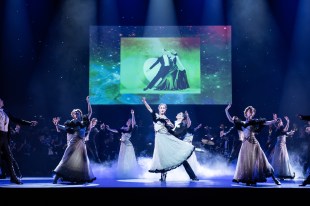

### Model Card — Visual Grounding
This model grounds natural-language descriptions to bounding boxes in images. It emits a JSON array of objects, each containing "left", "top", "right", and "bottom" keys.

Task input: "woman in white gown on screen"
[{"left": 106, "top": 109, "right": 140, "bottom": 179}]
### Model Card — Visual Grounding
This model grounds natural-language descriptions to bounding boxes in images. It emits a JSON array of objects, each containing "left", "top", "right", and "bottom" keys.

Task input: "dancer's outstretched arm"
[
  {"left": 131, "top": 109, "right": 136, "bottom": 127},
  {"left": 86, "top": 96, "right": 92, "bottom": 120},
  {"left": 284, "top": 116, "right": 289, "bottom": 132},
  {"left": 225, "top": 103, "right": 233, "bottom": 123},
  {"left": 142, "top": 97, "right": 153, "bottom": 113}
]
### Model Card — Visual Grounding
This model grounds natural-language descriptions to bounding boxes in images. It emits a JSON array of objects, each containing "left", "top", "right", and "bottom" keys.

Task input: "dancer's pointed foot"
[
  {"left": 271, "top": 174, "right": 281, "bottom": 185},
  {"left": 232, "top": 179, "right": 239, "bottom": 183},
  {"left": 10, "top": 177, "right": 23, "bottom": 184},
  {"left": 274, "top": 178, "right": 281, "bottom": 185},
  {"left": 191, "top": 177, "right": 199, "bottom": 181},
  {"left": 300, "top": 179, "right": 310, "bottom": 186},
  {"left": 53, "top": 174, "right": 60, "bottom": 184},
  {"left": 159, "top": 172, "right": 167, "bottom": 182}
]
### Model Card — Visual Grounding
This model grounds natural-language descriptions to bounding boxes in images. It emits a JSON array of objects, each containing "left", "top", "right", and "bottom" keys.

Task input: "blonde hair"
[
  {"left": 158, "top": 103, "right": 167, "bottom": 110},
  {"left": 71, "top": 109, "right": 83, "bottom": 118},
  {"left": 244, "top": 106, "right": 256, "bottom": 118}
]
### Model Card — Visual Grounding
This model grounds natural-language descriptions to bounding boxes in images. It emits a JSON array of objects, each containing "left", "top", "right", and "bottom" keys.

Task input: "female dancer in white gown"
[
  {"left": 52, "top": 96, "right": 96, "bottom": 184},
  {"left": 142, "top": 97, "right": 197, "bottom": 181},
  {"left": 225, "top": 103, "right": 281, "bottom": 186},
  {"left": 106, "top": 109, "right": 140, "bottom": 179},
  {"left": 271, "top": 116, "right": 295, "bottom": 179}
]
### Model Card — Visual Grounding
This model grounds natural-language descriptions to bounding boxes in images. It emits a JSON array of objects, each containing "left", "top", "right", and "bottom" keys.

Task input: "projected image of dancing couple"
[{"left": 143, "top": 49, "right": 190, "bottom": 91}]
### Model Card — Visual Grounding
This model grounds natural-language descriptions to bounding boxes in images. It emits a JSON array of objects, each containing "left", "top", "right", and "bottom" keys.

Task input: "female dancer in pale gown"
[
  {"left": 271, "top": 115, "right": 295, "bottom": 179},
  {"left": 142, "top": 97, "right": 197, "bottom": 181},
  {"left": 225, "top": 103, "right": 281, "bottom": 186},
  {"left": 52, "top": 96, "right": 96, "bottom": 184},
  {"left": 106, "top": 109, "right": 140, "bottom": 179}
]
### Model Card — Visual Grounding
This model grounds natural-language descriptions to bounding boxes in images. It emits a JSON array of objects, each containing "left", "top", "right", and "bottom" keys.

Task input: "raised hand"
[
  {"left": 273, "top": 113, "right": 278, "bottom": 120},
  {"left": 52, "top": 117, "right": 60, "bottom": 125},
  {"left": 100, "top": 123, "right": 105, "bottom": 130},
  {"left": 31, "top": 121, "right": 38, "bottom": 126}
]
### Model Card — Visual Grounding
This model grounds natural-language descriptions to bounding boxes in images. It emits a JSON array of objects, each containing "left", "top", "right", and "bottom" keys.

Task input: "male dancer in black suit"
[
  {"left": 165, "top": 112, "right": 199, "bottom": 181},
  {"left": 0, "top": 97, "right": 38, "bottom": 184},
  {"left": 143, "top": 49, "right": 172, "bottom": 91}
]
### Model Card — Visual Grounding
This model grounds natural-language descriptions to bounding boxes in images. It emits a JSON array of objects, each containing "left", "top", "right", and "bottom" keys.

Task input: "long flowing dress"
[
  {"left": 148, "top": 112, "right": 195, "bottom": 173},
  {"left": 155, "top": 57, "right": 190, "bottom": 91},
  {"left": 271, "top": 127, "right": 295, "bottom": 179},
  {"left": 116, "top": 127, "right": 140, "bottom": 179},
  {"left": 53, "top": 116, "right": 96, "bottom": 183},
  {"left": 233, "top": 119, "right": 274, "bottom": 184}
]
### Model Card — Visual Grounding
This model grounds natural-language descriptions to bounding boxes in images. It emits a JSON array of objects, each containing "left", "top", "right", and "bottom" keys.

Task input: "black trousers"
[
  {"left": 182, "top": 160, "right": 197, "bottom": 179},
  {"left": 0, "top": 131, "right": 19, "bottom": 180},
  {"left": 146, "top": 66, "right": 170, "bottom": 89},
  {"left": 228, "top": 140, "right": 242, "bottom": 163}
]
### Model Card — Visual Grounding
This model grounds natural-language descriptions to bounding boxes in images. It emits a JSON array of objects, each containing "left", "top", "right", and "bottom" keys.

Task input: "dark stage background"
[
  {"left": 1, "top": 0, "right": 309, "bottom": 123},
  {"left": 0, "top": 0, "right": 310, "bottom": 177}
]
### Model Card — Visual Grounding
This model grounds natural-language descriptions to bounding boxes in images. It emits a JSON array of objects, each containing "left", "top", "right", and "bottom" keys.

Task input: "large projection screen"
[{"left": 89, "top": 26, "right": 231, "bottom": 105}]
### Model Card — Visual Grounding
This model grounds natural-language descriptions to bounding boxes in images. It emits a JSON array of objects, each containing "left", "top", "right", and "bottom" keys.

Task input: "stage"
[
  {"left": 0, "top": 176, "right": 306, "bottom": 189},
  {"left": 1, "top": 175, "right": 309, "bottom": 203}
]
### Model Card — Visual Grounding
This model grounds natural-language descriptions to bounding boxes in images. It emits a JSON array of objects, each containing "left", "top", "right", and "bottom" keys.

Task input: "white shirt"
[
  {"left": 172, "top": 120, "right": 182, "bottom": 131},
  {"left": 163, "top": 55, "right": 170, "bottom": 66},
  {"left": 0, "top": 108, "right": 9, "bottom": 132}
]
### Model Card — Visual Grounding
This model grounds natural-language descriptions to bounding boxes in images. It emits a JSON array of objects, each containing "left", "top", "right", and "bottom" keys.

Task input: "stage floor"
[
  {"left": 1, "top": 176, "right": 309, "bottom": 203},
  {"left": 1, "top": 156, "right": 309, "bottom": 202},
  {"left": 0, "top": 176, "right": 307, "bottom": 188}
]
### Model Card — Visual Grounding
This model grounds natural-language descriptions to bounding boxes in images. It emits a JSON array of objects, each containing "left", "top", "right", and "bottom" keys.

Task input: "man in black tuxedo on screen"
[{"left": 143, "top": 49, "right": 172, "bottom": 91}]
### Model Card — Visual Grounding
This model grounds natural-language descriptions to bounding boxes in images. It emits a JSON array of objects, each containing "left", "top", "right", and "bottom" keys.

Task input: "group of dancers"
[{"left": 1, "top": 95, "right": 310, "bottom": 186}]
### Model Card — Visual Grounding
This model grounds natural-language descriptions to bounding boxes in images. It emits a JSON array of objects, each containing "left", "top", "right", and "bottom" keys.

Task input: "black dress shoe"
[
  {"left": 299, "top": 180, "right": 310, "bottom": 186},
  {"left": 191, "top": 177, "right": 199, "bottom": 181},
  {"left": 271, "top": 174, "right": 281, "bottom": 185},
  {"left": 10, "top": 178, "right": 23, "bottom": 185},
  {"left": 274, "top": 178, "right": 281, "bottom": 185},
  {"left": 232, "top": 179, "right": 239, "bottom": 183}
]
